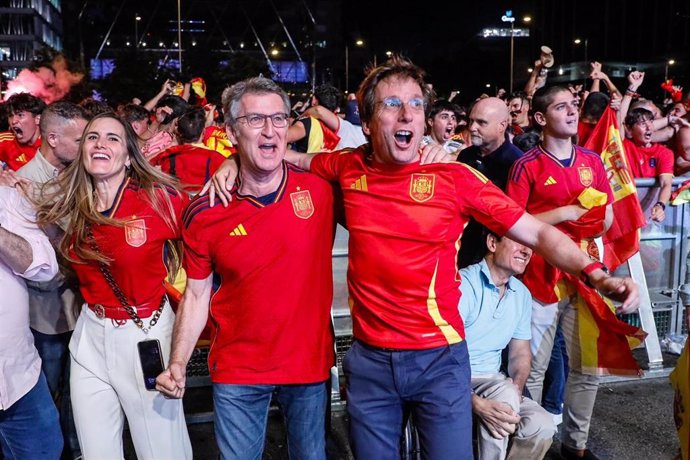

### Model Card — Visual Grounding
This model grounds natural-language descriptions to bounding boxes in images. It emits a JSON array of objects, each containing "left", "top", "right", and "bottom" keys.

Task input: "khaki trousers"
[
  {"left": 472, "top": 375, "right": 554, "bottom": 460},
  {"left": 526, "top": 297, "right": 600, "bottom": 451}
]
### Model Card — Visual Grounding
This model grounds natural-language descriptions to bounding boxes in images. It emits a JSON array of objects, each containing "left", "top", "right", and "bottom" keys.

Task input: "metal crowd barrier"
[{"left": 617, "top": 178, "right": 690, "bottom": 352}]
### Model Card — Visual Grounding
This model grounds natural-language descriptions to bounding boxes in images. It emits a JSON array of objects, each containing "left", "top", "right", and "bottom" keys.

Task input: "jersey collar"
[{"left": 235, "top": 161, "right": 288, "bottom": 208}]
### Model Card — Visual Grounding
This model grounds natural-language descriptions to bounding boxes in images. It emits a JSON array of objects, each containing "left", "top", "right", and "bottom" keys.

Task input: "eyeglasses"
[
  {"left": 375, "top": 97, "right": 426, "bottom": 112},
  {"left": 235, "top": 112, "right": 289, "bottom": 129}
]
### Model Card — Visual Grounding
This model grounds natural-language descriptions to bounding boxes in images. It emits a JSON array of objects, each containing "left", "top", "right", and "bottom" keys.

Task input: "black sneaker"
[{"left": 560, "top": 445, "right": 599, "bottom": 460}]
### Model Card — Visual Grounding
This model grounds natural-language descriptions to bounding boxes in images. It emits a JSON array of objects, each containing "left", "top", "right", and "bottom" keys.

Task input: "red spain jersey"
[
  {"left": 622, "top": 139, "right": 674, "bottom": 179},
  {"left": 182, "top": 162, "right": 335, "bottom": 384},
  {"left": 310, "top": 148, "right": 525, "bottom": 350},
  {"left": 507, "top": 145, "right": 613, "bottom": 303},
  {"left": 507, "top": 145, "right": 613, "bottom": 214},
  {"left": 69, "top": 178, "right": 187, "bottom": 312},
  {"left": 0, "top": 132, "right": 40, "bottom": 170},
  {"left": 150, "top": 143, "right": 225, "bottom": 193}
]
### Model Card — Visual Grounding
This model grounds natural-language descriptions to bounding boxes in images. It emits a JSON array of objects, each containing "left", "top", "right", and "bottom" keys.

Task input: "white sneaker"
[{"left": 552, "top": 412, "right": 563, "bottom": 427}]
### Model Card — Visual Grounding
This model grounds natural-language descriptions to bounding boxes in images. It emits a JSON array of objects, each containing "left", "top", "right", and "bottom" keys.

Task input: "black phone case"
[{"left": 138, "top": 339, "right": 164, "bottom": 391}]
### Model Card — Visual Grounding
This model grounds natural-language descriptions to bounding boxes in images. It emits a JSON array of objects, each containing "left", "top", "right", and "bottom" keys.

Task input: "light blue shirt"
[{"left": 459, "top": 258, "right": 532, "bottom": 375}]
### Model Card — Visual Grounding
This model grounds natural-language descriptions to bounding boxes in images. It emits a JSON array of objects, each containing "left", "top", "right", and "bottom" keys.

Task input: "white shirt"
[
  {"left": 335, "top": 118, "right": 367, "bottom": 150},
  {"left": 0, "top": 186, "right": 58, "bottom": 409}
]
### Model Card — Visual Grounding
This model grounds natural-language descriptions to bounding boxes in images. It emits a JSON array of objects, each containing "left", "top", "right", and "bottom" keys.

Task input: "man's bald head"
[
  {"left": 468, "top": 97, "right": 510, "bottom": 153},
  {"left": 473, "top": 97, "right": 511, "bottom": 124}
]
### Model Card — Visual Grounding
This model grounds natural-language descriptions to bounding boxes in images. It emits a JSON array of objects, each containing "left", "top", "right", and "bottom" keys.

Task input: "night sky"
[{"left": 62, "top": 0, "right": 690, "bottom": 104}]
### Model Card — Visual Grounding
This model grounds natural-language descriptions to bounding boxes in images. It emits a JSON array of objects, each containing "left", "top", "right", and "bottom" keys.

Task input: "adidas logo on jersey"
[
  {"left": 351, "top": 175, "right": 368, "bottom": 191},
  {"left": 229, "top": 224, "right": 247, "bottom": 236},
  {"left": 544, "top": 176, "right": 557, "bottom": 186}
]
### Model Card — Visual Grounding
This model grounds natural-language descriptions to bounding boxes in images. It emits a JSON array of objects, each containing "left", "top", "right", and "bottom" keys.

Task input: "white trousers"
[
  {"left": 69, "top": 303, "right": 192, "bottom": 460},
  {"left": 472, "top": 376, "right": 554, "bottom": 460},
  {"left": 525, "top": 297, "right": 599, "bottom": 451}
]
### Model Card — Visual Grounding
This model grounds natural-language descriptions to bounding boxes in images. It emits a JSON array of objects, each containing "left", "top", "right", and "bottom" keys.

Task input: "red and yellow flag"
[
  {"left": 583, "top": 106, "right": 646, "bottom": 271},
  {"left": 203, "top": 125, "right": 236, "bottom": 158},
  {"left": 671, "top": 341, "right": 690, "bottom": 459},
  {"left": 571, "top": 273, "right": 645, "bottom": 376},
  {"left": 305, "top": 116, "right": 340, "bottom": 153}
]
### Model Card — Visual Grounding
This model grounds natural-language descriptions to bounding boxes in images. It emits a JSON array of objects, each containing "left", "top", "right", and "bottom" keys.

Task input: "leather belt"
[{"left": 87, "top": 303, "right": 159, "bottom": 321}]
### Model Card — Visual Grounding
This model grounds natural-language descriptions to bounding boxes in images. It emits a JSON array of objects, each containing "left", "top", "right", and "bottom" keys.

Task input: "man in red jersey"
[
  {"left": 0, "top": 93, "right": 46, "bottom": 170},
  {"left": 273, "top": 57, "right": 638, "bottom": 459},
  {"left": 507, "top": 85, "right": 620, "bottom": 460},
  {"left": 156, "top": 77, "right": 336, "bottom": 460}
]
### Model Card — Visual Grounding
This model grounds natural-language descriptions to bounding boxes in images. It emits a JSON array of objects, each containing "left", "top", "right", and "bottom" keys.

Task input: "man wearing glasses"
[
  {"left": 156, "top": 77, "right": 336, "bottom": 459},
  {"left": 209, "top": 57, "right": 639, "bottom": 459}
]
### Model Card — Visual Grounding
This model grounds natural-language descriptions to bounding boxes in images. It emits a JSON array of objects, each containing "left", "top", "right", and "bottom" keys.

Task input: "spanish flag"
[
  {"left": 305, "top": 116, "right": 340, "bottom": 153},
  {"left": 583, "top": 106, "right": 646, "bottom": 271},
  {"left": 571, "top": 273, "right": 645, "bottom": 376},
  {"left": 671, "top": 341, "right": 690, "bottom": 459}
]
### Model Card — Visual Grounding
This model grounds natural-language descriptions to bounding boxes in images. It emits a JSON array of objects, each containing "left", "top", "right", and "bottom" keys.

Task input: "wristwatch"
[{"left": 580, "top": 261, "right": 609, "bottom": 288}]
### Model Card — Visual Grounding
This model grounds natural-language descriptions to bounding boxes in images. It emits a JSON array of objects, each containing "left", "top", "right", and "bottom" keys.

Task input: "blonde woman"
[{"left": 37, "top": 112, "right": 192, "bottom": 459}]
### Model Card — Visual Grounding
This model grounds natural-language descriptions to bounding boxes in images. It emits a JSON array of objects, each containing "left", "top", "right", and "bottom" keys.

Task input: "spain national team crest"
[
  {"left": 124, "top": 219, "right": 147, "bottom": 247},
  {"left": 290, "top": 190, "right": 314, "bottom": 219},
  {"left": 578, "top": 167, "right": 593, "bottom": 187},
  {"left": 409, "top": 173, "right": 435, "bottom": 202}
]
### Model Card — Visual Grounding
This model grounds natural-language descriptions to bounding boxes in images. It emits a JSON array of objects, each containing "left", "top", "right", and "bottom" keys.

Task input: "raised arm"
[
  {"left": 618, "top": 71, "right": 645, "bottom": 129},
  {"left": 144, "top": 79, "right": 175, "bottom": 111},
  {"left": 524, "top": 60, "right": 545, "bottom": 98},
  {"left": 302, "top": 106, "right": 341, "bottom": 133}
]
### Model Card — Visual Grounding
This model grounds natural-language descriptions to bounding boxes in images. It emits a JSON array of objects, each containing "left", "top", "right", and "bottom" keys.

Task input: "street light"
[
  {"left": 574, "top": 37, "right": 589, "bottom": 85},
  {"left": 345, "top": 38, "right": 365, "bottom": 93},
  {"left": 665, "top": 59, "right": 675, "bottom": 80},
  {"left": 573, "top": 38, "right": 588, "bottom": 63},
  {"left": 501, "top": 11, "right": 516, "bottom": 93},
  {"left": 135, "top": 14, "right": 141, "bottom": 48}
]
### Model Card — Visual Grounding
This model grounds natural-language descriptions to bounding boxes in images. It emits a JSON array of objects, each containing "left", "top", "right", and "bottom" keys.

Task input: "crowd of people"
[{"left": 4, "top": 46, "right": 690, "bottom": 460}]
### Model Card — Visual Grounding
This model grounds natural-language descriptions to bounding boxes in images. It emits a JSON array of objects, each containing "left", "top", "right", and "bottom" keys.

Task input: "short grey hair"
[{"left": 221, "top": 77, "right": 290, "bottom": 126}]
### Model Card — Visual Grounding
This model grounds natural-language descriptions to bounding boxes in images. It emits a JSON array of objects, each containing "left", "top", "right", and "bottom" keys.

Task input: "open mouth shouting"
[
  {"left": 259, "top": 142, "right": 279, "bottom": 154},
  {"left": 11, "top": 126, "right": 24, "bottom": 140},
  {"left": 394, "top": 130, "right": 413, "bottom": 147}
]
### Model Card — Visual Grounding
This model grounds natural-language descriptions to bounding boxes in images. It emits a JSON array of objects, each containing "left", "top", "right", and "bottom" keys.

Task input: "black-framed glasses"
[
  {"left": 235, "top": 112, "right": 290, "bottom": 128},
  {"left": 375, "top": 97, "right": 426, "bottom": 112}
]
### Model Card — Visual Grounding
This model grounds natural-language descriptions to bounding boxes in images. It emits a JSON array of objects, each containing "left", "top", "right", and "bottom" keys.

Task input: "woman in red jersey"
[{"left": 37, "top": 112, "right": 191, "bottom": 459}]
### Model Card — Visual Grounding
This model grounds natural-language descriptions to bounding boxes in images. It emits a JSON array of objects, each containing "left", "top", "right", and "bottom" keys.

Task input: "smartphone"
[{"left": 138, "top": 339, "right": 165, "bottom": 391}]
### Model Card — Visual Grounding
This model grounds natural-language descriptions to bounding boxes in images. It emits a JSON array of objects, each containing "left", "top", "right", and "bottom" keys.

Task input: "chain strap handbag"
[{"left": 86, "top": 224, "right": 165, "bottom": 334}]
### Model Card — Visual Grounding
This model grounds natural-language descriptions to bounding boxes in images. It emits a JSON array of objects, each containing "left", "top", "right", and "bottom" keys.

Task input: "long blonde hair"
[{"left": 36, "top": 112, "right": 182, "bottom": 277}]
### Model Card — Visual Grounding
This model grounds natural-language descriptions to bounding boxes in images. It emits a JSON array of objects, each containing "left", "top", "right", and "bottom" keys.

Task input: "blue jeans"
[
  {"left": 32, "top": 329, "right": 80, "bottom": 459},
  {"left": 344, "top": 340, "right": 473, "bottom": 460},
  {"left": 0, "top": 372, "right": 63, "bottom": 459},
  {"left": 213, "top": 381, "right": 328, "bottom": 460},
  {"left": 542, "top": 325, "right": 569, "bottom": 415}
]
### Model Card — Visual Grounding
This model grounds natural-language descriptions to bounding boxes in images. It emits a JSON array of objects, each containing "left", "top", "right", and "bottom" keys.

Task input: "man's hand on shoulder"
[{"left": 200, "top": 156, "right": 239, "bottom": 207}]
